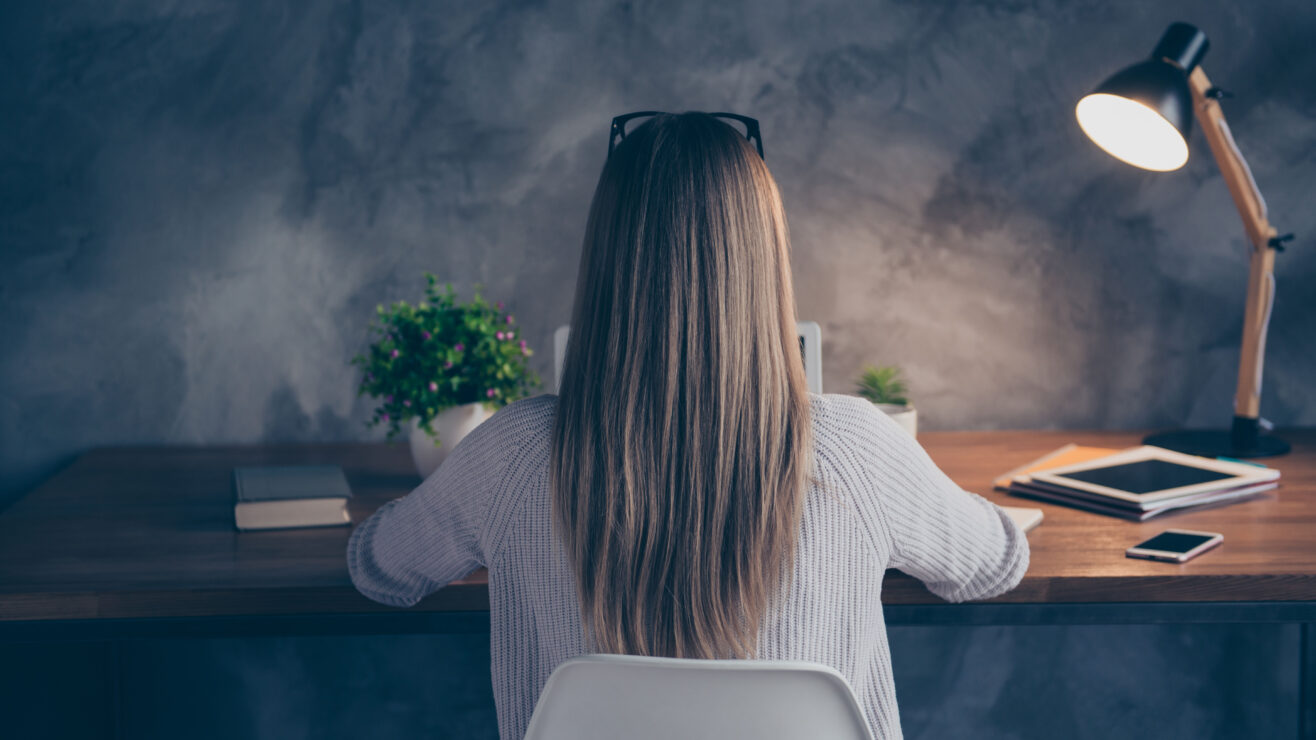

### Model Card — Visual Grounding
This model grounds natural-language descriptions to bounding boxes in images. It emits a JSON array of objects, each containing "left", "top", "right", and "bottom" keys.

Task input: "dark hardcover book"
[{"left": 232, "top": 465, "right": 353, "bottom": 531}]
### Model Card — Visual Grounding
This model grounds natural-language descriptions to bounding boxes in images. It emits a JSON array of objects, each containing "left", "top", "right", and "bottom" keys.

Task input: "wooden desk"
[{"left": 2, "top": 430, "right": 1314, "bottom": 637}]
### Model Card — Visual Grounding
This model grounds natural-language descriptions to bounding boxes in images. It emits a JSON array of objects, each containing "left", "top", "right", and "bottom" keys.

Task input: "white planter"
[
  {"left": 408, "top": 403, "right": 491, "bottom": 478},
  {"left": 875, "top": 403, "right": 918, "bottom": 438}
]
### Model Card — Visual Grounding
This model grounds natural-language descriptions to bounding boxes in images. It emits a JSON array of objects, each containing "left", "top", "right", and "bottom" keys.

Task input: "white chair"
[{"left": 523, "top": 654, "right": 874, "bottom": 740}]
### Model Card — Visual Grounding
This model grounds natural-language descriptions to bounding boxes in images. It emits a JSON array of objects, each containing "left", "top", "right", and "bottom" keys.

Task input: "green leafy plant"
[
  {"left": 350, "top": 273, "right": 539, "bottom": 445},
  {"left": 855, "top": 365, "right": 910, "bottom": 407}
]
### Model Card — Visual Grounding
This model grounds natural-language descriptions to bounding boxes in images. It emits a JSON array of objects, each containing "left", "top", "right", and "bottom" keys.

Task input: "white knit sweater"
[{"left": 348, "top": 392, "right": 1029, "bottom": 739}]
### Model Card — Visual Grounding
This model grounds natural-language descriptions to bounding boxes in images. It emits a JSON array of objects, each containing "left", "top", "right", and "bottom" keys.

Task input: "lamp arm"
[
  {"left": 1187, "top": 66, "right": 1281, "bottom": 442},
  {"left": 1188, "top": 67, "right": 1276, "bottom": 249}
]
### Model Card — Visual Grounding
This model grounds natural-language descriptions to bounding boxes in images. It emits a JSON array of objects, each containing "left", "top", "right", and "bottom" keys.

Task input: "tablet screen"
[{"left": 1057, "top": 459, "right": 1234, "bottom": 495}]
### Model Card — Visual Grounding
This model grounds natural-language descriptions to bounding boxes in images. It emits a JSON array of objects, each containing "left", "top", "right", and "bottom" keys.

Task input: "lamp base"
[{"left": 1142, "top": 429, "right": 1290, "bottom": 459}]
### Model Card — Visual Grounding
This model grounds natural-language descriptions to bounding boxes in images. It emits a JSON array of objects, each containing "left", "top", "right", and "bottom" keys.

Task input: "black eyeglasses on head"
[{"left": 608, "top": 111, "right": 765, "bottom": 160}]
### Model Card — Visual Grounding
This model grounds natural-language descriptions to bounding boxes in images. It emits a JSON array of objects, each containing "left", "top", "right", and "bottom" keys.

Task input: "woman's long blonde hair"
[{"left": 550, "top": 112, "right": 812, "bottom": 659}]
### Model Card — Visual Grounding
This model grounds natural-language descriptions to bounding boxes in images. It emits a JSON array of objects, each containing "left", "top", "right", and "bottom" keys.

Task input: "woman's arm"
[
  {"left": 346, "top": 414, "right": 499, "bottom": 608},
  {"left": 846, "top": 398, "right": 1030, "bottom": 603}
]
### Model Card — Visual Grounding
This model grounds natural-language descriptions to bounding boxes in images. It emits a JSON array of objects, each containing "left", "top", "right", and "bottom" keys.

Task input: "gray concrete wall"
[
  {"left": 3, "top": 0, "right": 1314, "bottom": 505},
  {"left": 2, "top": 1, "right": 1313, "bottom": 738}
]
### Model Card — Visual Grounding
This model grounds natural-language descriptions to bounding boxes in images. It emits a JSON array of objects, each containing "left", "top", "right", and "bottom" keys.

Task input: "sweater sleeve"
[
  {"left": 842, "top": 397, "right": 1030, "bottom": 603},
  {"left": 346, "top": 407, "right": 505, "bottom": 608}
]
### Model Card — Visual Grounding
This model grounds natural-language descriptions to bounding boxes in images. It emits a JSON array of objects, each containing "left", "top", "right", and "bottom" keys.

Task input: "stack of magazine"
[{"left": 996, "top": 444, "right": 1280, "bottom": 521}]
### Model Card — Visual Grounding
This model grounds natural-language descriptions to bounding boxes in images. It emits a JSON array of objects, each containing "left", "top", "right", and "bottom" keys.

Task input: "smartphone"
[{"left": 1125, "top": 529, "right": 1223, "bottom": 563}]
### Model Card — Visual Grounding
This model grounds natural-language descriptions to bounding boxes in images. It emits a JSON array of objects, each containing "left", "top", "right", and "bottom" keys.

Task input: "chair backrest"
[{"left": 523, "top": 654, "right": 874, "bottom": 740}]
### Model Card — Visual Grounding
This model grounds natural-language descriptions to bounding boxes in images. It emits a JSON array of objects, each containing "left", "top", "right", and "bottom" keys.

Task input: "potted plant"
[
  {"left": 855, "top": 364, "right": 917, "bottom": 438},
  {"left": 351, "top": 273, "right": 539, "bottom": 477}
]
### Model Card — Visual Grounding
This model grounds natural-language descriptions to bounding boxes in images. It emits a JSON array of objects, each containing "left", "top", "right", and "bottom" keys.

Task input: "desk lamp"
[{"left": 1075, "top": 21, "right": 1291, "bottom": 457}]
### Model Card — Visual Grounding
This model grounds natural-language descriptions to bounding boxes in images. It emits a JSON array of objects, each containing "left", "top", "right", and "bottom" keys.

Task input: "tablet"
[{"left": 1022, "top": 445, "right": 1279, "bottom": 505}]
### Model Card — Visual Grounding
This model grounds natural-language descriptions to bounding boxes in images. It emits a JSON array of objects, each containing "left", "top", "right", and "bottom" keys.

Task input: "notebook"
[
  {"left": 1001, "top": 506, "right": 1044, "bottom": 533},
  {"left": 993, "top": 444, "right": 1121, "bottom": 491},
  {"left": 1020, "top": 446, "right": 1279, "bottom": 505},
  {"left": 232, "top": 465, "right": 353, "bottom": 531},
  {"left": 1005, "top": 445, "right": 1279, "bottom": 520},
  {"left": 1009, "top": 480, "right": 1276, "bottom": 521}
]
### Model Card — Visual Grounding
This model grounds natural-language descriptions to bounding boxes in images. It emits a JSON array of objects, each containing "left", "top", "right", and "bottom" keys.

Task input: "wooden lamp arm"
[
  {"left": 1187, "top": 65, "right": 1279, "bottom": 430},
  {"left": 1188, "top": 67, "right": 1277, "bottom": 249}
]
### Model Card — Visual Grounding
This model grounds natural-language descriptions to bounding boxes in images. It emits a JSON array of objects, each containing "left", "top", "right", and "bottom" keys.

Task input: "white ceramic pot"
[
  {"left": 409, "top": 403, "right": 491, "bottom": 478},
  {"left": 876, "top": 403, "right": 918, "bottom": 438}
]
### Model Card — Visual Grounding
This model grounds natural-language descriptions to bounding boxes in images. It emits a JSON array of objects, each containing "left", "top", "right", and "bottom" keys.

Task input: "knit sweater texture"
[{"left": 348, "top": 392, "right": 1030, "bottom": 739}]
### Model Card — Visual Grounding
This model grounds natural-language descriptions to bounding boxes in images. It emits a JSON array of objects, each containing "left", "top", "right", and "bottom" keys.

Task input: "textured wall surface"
[
  {"left": 3, "top": 0, "right": 1314, "bottom": 505},
  {"left": 2, "top": 1, "right": 1313, "bottom": 738}
]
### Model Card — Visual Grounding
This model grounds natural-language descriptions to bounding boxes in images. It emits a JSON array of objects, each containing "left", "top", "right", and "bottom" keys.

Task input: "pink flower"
[
  {"left": 429, "top": 381, "right": 438, "bottom": 392},
  {"left": 454, "top": 342, "right": 465, "bottom": 352},
  {"left": 496, "top": 331, "right": 505, "bottom": 340},
  {"left": 496, "top": 301, "right": 504, "bottom": 310},
  {"left": 381, "top": 412, "right": 390, "bottom": 422},
  {"left": 505, "top": 315, "right": 513, "bottom": 324},
  {"left": 443, "top": 360, "right": 453, "bottom": 369},
  {"left": 402, "top": 399, "right": 411, "bottom": 407},
  {"left": 486, "top": 388, "right": 496, "bottom": 398},
  {"left": 421, "top": 330, "right": 431, "bottom": 341},
  {"left": 390, "top": 349, "right": 399, "bottom": 358},
  {"left": 519, "top": 339, "right": 526, "bottom": 349}
]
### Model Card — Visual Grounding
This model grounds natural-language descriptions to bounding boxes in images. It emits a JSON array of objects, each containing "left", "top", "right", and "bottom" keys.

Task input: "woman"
[{"left": 348, "top": 112, "right": 1029, "bottom": 739}]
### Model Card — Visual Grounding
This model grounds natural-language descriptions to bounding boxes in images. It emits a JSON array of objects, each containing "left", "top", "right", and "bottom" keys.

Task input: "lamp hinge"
[{"left": 1267, "top": 233, "right": 1294, "bottom": 252}]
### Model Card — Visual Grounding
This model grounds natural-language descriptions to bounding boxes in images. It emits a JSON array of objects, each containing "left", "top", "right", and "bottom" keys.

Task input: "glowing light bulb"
[{"left": 1075, "top": 93, "right": 1189, "bottom": 171}]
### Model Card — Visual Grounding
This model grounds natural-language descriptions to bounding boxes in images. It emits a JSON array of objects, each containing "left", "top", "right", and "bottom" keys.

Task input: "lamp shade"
[{"left": 1075, "top": 22, "right": 1210, "bottom": 171}]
